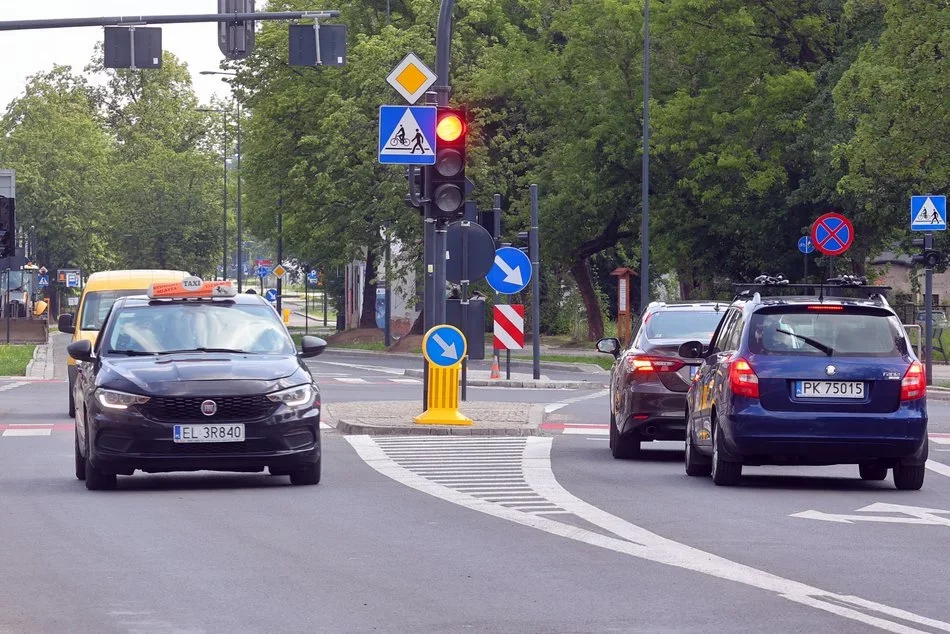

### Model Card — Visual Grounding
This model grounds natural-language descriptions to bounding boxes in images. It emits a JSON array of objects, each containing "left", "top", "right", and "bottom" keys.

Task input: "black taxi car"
[{"left": 67, "top": 278, "right": 327, "bottom": 490}]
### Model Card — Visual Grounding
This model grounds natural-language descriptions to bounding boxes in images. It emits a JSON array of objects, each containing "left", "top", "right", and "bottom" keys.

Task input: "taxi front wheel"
[
  {"left": 83, "top": 419, "right": 117, "bottom": 491},
  {"left": 290, "top": 458, "right": 321, "bottom": 486}
]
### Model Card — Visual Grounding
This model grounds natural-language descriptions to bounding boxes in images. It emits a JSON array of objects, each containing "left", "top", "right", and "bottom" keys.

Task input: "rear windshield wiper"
[
  {"left": 775, "top": 329, "right": 834, "bottom": 356},
  {"left": 108, "top": 349, "right": 157, "bottom": 356},
  {"left": 157, "top": 347, "right": 249, "bottom": 355}
]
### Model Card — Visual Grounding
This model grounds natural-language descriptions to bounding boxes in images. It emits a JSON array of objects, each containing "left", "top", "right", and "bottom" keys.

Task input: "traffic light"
[
  {"left": 912, "top": 235, "right": 943, "bottom": 268},
  {"left": 429, "top": 107, "right": 467, "bottom": 218},
  {"left": 0, "top": 195, "right": 14, "bottom": 258},
  {"left": 517, "top": 230, "right": 537, "bottom": 261},
  {"left": 405, "top": 167, "right": 425, "bottom": 211},
  {"left": 219, "top": 0, "right": 256, "bottom": 60}
]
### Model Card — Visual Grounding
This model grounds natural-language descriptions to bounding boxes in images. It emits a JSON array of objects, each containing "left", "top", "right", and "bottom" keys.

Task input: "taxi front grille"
[{"left": 144, "top": 395, "right": 278, "bottom": 422}]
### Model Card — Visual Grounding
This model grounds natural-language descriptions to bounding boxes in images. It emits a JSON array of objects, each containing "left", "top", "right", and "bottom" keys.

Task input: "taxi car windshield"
[
  {"left": 748, "top": 308, "right": 904, "bottom": 358},
  {"left": 102, "top": 302, "right": 294, "bottom": 355},
  {"left": 645, "top": 310, "right": 723, "bottom": 340}
]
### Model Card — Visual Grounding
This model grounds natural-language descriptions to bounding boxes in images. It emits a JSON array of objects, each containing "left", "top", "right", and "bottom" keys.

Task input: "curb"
[
  {"left": 402, "top": 368, "right": 603, "bottom": 390},
  {"left": 927, "top": 388, "right": 950, "bottom": 402},
  {"left": 25, "top": 342, "right": 48, "bottom": 380}
]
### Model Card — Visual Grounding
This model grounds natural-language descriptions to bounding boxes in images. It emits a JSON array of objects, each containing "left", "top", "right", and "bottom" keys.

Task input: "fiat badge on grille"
[{"left": 200, "top": 400, "right": 218, "bottom": 416}]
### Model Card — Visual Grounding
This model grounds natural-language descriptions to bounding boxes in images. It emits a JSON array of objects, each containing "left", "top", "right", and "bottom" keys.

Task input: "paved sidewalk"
[
  {"left": 323, "top": 401, "right": 543, "bottom": 436},
  {"left": 25, "top": 332, "right": 69, "bottom": 381}
]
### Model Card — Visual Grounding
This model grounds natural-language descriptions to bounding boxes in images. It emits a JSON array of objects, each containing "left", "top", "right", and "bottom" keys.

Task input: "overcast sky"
[{"left": 0, "top": 1, "right": 232, "bottom": 112}]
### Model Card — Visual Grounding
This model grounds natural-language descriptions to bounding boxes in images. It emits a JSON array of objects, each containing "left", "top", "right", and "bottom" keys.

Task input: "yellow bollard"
[
  {"left": 282, "top": 308, "right": 291, "bottom": 325},
  {"left": 414, "top": 325, "right": 472, "bottom": 426}
]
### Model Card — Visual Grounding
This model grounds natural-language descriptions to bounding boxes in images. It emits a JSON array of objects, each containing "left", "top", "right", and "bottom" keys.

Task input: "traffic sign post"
[
  {"left": 415, "top": 325, "right": 471, "bottom": 426},
  {"left": 911, "top": 195, "right": 947, "bottom": 232},
  {"left": 378, "top": 105, "right": 436, "bottom": 165},
  {"left": 798, "top": 236, "right": 814, "bottom": 283}
]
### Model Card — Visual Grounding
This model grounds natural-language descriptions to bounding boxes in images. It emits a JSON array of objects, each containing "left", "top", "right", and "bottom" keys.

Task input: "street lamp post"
[
  {"left": 197, "top": 107, "right": 228, "bottom": 281},
  {"left": 200, "top": 70, "right": 244, "bottom": 291}
]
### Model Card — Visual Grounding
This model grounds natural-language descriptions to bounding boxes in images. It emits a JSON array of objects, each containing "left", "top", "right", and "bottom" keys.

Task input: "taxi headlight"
[
  {"left": 95, "top": 389, "right": 150, "bottom": 410},
  {"left": 267, "top": 384, "right": 314, "bottom": 408}
]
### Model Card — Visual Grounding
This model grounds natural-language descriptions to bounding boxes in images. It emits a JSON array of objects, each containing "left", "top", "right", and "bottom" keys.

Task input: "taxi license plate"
[
  {"left": 173, "top": 424, "right": 245, "bottom": 443},
  {"left": 794, "top": 381, "right": 864, "bottom": 399}
]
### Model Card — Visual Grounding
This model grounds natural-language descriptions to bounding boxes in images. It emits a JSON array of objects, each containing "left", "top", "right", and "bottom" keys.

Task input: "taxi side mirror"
[
  {"left": 67, "top": 339, "right": 93, "bottom": 362},
  {"left": 678, "top": 341, "right": 705, "bottom": 359},
  {"left": 596, "top": 337, "right": 621, "bottom": 357},
  {"left": 298, "top": 335, "right": 327, "bottom": 359},
  {"left": 58, "top": 313, "right": 75, "bottom": 334}
]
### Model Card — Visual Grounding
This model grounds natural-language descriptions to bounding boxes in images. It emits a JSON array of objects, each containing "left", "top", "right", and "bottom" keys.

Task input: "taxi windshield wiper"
[
  {"left": 775, "top": 329, "right": 834, "bottom": 356},
  {"left": 157, "top": 347, "right": 249, "bottom": 355},
  {"left": 108, "top": 349, "right": 157, "bottom": 356}
]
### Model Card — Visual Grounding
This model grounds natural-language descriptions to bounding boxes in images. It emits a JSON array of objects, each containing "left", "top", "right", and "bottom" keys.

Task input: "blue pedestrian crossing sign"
[
  {"left": 422, "top": 324, "right": 467, "bottom": 368},
  {"left": 378, "top": 105, "right": 436, "bottom": 165},
  {"left": 264, "top": 288, "right": 278, "bottom": 303},
  {"left": 37, "top": 275, "right": 50, "bottom": 288},
  {"left": 911, "top": 195, "right": 947, "bottom": 231},
  {"left": 486, "top": 247, "right": 532, "bottom": 295},
  {"left": 797, "top": 236, "right": 814, "bottom": 254},
  {"left": 257, "top": 265, "right": 268, "bottom": 278}
]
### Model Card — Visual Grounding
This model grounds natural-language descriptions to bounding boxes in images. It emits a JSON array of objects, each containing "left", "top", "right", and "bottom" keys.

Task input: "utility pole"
[
  {"left": 236, "top": 101, "right": 243, "bottom": 292},
  {"left": 640, "top": 0, "right": 651, "bottom": 311},
  {"left": 276, "top": 190, "right": 283, "bottom": 313},
  {"left": 530, "top": 184, "right": 541, "bottom": 380}
]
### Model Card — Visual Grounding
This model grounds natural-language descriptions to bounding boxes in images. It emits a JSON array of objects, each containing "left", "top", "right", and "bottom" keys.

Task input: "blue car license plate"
[{"left": 794, "top": 381, "right": 864, "bottom": 399}]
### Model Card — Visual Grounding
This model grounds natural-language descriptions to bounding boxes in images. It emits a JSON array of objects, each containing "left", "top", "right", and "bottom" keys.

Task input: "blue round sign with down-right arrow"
[
  {"left": 486, "top": 247, "right": 532, "bottom": 295},
  {"left": 423, "top": 325, "right": 467, "bottom": 368}
]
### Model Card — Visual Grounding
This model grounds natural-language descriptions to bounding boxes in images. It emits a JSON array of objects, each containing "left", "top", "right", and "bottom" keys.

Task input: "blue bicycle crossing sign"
[
  {"left": 422, "top": 325, "right": 467, "bottom": 368},
  {"left": 798, "top": 236, "right": 814, "bottom": 254},
  {"left": 486, "top": 247, "right": 532, "bottom": 295},
  {"left": 911, "top": 195, "right": 947, "bottom": 231},
  {"left": 378, "top": 105, "right": 436, "bottom": 165}
]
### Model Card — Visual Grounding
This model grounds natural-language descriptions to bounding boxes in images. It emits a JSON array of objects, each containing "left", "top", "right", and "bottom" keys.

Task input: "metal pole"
[
  {"left": 236, "top": 102, "right": 243, "bottom": 292},
  {"left": 460, "top": 221, "right": 470, "bottom": 401},
  {"left": 803, "top": 252, "right": 807, "bottom": 284},
  {"left": 384, "top": 224, "right": 392, "bottom": 347},
  {"left": 323, "top": 275, "right": 328, "bottom": 327},
  {"left": 0, "top": 11, "right": 341, "bottom": 31},
  {"left": 222, "top": 111, "right": 228, "bottom": 281},
  {"left": 305, "top": 273, "right": 309, "bottom": 336},
  {"left": 434, "top": 224, "right": 447, "bottom": 325},
  {"left": 530, "top": 184, "right": 541, "bottom": 380},
  {"left": 434, "top": 0, "right": 456, "bottom": 107},
  {"left": 5, "top": 270, "right": 10, "bottom": 344},
  {"left": 276, "top": 191, "right": 283, "bottom": 313},
  {"left": 928, "top": 233, "right": 933, "bottom": 385},
  {"left": 640, "top": 0, "right": 650, "bottom": 311}
]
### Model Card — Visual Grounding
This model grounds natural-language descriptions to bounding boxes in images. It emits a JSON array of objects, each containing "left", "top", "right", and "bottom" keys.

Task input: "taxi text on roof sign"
[
  {"left": 386, "top": 53, "right": 437, "bottom": 105},
  {"left": 148, "top": 278, "right": 237, "bottom": 299}
]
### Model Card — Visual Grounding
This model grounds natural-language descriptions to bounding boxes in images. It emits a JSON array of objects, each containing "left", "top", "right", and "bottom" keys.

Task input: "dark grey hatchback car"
[{"left": 597, "top": 301, "right": 725, "bottom": 459}]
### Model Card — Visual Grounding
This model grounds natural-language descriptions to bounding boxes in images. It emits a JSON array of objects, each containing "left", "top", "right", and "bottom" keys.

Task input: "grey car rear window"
[{"left": 645, "top": 310, "right": 725, "bottom": 340}]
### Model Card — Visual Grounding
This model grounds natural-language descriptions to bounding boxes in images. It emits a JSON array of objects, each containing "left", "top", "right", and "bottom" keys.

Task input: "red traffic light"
[{"left": 437, "top": 113, "right": 465, "bottom": 142}]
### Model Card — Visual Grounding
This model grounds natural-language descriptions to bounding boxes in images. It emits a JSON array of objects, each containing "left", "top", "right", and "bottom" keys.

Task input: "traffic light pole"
[
  {"left": 530, "top": 185, "right": 541, "bottom": 380},
  {"left": 276, "top": 192, "right": 282, "bottom": 313},
  {"left": 0, "top": 11, "right": 340, "bottom": 31}
]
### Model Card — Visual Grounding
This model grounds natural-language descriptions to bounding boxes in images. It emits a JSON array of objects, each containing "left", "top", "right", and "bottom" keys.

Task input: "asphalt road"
[{"left": 2, "top": 360, "right": 949, "bottom": 633}]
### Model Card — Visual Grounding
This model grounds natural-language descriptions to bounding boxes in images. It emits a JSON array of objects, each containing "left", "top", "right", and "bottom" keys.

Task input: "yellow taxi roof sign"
[{"left": 147, "top": 277, "right": 237, "bottom": 299}]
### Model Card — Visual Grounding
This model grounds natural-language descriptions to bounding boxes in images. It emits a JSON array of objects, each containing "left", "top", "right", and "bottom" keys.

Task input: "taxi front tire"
[
  {"left": 74, "top": 425, "right": 85, "bottom": 481},
  {"left": 83, "top": 415, "right": 116, "bottom": 491},
  {"left": 289, "top": 458, "right": 321, "bottom": 486}
]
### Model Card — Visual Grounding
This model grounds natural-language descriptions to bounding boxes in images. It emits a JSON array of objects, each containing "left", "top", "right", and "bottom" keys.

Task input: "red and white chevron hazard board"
[{"left": 494, "top": 304, "right": 525, "bottom": 350}]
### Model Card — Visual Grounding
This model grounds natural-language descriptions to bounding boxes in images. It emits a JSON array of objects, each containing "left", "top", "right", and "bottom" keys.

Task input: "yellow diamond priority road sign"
[
  {"left": 272, "top": 263, "right": 288, "bottom": 279},
  {"left": 386, "top": 53, "right": 437, "bottom": 105}
]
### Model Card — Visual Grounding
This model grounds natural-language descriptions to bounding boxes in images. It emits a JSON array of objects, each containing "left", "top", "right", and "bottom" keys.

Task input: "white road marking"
[
  {"left": 390, "top": 378, "right": 421, "bottom": 384},
  {"left": 563, "top": 427, "right": 609, "bottom": 435},
  {"left": 336, "top": 377, "right": 369, "bottom": 384},
  {"left": 348, "top": 435, "right": 950, "bottom": 633},
  {"left": 791, "top": 503, "right": 950, "bottom": 526},
  {"left": 311, "top": 360, "right": 404, "bottom": 376},
  {"left": 543, "top": 389, "right": 608, "bottom": 414},
  {"left": 0, "top": 381, "right": 28, "bottom": 392},
  {"left": 2, "top": 429, "right": 52, "bottom": 437},
  {"left": 929, "top": 436, "right": 950, "bottom": 445},
  {"left": 926, "top": 460, "right": 950, "bottom": 478}
]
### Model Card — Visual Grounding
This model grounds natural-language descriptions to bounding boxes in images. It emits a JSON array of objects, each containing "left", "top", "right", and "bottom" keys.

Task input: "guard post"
[
  {"left": 611, "top": 267, "right": 635, "bottom": 347},
  {"left": 415, "top": 324, "right": 472, "bottom": 426}
]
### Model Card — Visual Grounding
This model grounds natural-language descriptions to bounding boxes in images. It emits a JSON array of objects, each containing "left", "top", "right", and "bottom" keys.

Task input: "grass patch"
[
  {"left": 290, "top": 333, "right": 388, "bottom": 351},
  {"left": 0, "top": 345, "right": 36, "bottom": 376},
  {"left": 540, "top": 354, "right": 613, "bottom": 370}
]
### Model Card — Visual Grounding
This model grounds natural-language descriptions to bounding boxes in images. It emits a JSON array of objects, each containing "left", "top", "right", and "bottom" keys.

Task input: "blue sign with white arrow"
[
  {"left": 264, "top": 288, "right": 278, "bottom": 303},
  {"left": 378, "top": 105, "right": 436, "bottom": 165},
  {"left": 911, "top": 195, "right": 947, "bottom": 231},
  {"left": 422, "top": 324, "right": 467, "bottom": 368},
  {"left": 37, "top": 275, "right": 49, "bottom": 288},
  {"left": 257, "top": 265, "right": 268, "bottom": 278},
  {"left": 486, "top": 247, "right": 532, "bottom": 295},
  {"left": 798, "top": 236, "right": 814, "bottom": 254}
]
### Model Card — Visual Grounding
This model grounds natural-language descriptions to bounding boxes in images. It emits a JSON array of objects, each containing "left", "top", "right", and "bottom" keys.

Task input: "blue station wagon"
[{"left": 680, "top": 281, "right": 928, "bottom": 489}]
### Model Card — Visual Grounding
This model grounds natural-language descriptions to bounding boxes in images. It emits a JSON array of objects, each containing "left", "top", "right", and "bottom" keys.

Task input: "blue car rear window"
[{"left": 748, "top": 307, "right": 904, "bottom": 357}]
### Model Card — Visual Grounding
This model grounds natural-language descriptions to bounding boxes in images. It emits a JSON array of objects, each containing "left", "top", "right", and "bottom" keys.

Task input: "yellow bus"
[{"left": 58, "top": 269, "right": 190, "bottom": 417}]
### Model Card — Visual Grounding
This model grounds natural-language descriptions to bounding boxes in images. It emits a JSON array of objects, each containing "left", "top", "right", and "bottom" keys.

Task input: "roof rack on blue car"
[{"left": 732, "top": 274, "right": 892, "bottom": 304}]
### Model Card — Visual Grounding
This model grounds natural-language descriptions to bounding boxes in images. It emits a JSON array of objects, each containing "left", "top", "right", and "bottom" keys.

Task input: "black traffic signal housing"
[
  {"left": 517, "top": 230, "right": 537, "bottom": 262},
  {"left": 912, "top": 235, "right": 943, "bottom": 269},
  {"left": 405, "top": 167, "right": 426, "bottom": 212},
  {"left": 428, "top": 107, "right": 467, "bottom": 219},
  {"left": 0, "top": 195, "right": 14, "bottom": 258}
]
